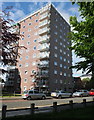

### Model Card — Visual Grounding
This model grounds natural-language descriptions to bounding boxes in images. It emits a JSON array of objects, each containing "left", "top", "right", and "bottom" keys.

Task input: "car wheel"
[
  {"left": 80, "top": 94, "right": 83, "bottom": 97},
  {"left": 27, "top": 96, "right": 32, "bottom": 100},
  {"left": 58, "top": 95, "right": 62, "bottom": 99},
  {"left": 42, "top": 96, "right": 46, "bottom": 100}
]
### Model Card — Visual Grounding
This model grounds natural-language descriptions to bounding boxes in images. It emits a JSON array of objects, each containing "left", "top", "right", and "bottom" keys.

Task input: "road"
[{"left": 1, "top": 96, "right": 94, "bottom": 110}]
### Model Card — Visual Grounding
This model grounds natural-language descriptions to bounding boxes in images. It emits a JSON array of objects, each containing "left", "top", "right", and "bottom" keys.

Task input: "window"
[
  {"left": 60, "top": 36, "right": 62, "bottom": 39},
  {"left": 25, "top": 70, "right": 28, "bottom": 74},
  {"left": 34, "top": 39, "right": 37, "bottom": 42},
  {"left": 54, "top": 32, "right": 57, "bottom": 35},
  {"left": 60, "top": 56, "right": 62, "bottom": 60},
  {"left": 24, "top": 86, "right": 27, "bottom": 91},
  {"left": 25, "top": 63, "right": 28, "bottom": 67},
  {"left": 64, "top": 58, "right": 66, "bottom": 62},
  {"left": 54, "top": 70, "right": 57, "bottom": 74},
  {"left": 26, "top": 48, "right": 29, "bottom": 52},
  {"left": 55, "top": 25, "right": 57, "bottom": 28},
  {"left": 36, "top": 19, "right": 38, "bottom": 22},
  {"left": 55, "top": 79, "right": 58, "bottom": 83},
  {"left": 28, "top": 28, "right": 31, "bottom": 32},
  {"left": 60, "top": 64, "right": 62, "bottom": 68},
  {"left": 54, "top": 61, "right": 57, "bottom": 66},
  {"left": 64, "top": 73, "right": 66, "bottom": 76},
  {"left": 60, "top": 49, "right": 62, "bottom": 53},
  {"left": 60, "top": 80, "right": 62, "bottom": 84},
  {"left": 20, "top": 57, "right": 22, "bottom": 60},
  {"left": 68, "top": 60, "right": 70, "bottom": 63},
  {"left": 60, "top": 72, "right": 62, "bottom": 75},
  {"left": 60, "top": 42, "right": 62, "bottom": 46},
  {"left": 27, "top": 41, "right": 30, "bottom": 45},
  {"left": 22, "top": 32, "right": 24, "bottom": 34},
  {"left": 30, "top": 17, "right": 32, "bottom": 19},
  {"left": 54, "top": 46, "right": 57, "bottom": 50},
  {"left": 23, "top": 26, "right": 25, "bottom": 28},
  {"left": 32, "top": 62, "right": 36, "bottom": 66},
  {"left": 33, "top": 53, "right": 36, "bottom": 58},
  {"left": 24, "top": 78, "right": 27, "bottom": 82},
  {"left": 19, "top": 64, "right": 22, "bottom": 67},
  {"left": 64, "top": 52, "right": 66, "bottom": 55},
  {"left": 55, "top": 39, "right": 58, "bottom": 42},
  {"left": 64, "top": 66, "right": 67, "bottom": 69},
  {"left": 22, "top": 38, "right": 24, "bottom": 40},
  {"left": 28, "top": 23, "right": 31, "bottom": 25},
  {"left": 26, "top": 56, "right": 29, "bottom": 59},
  {"left": 63, "top": 45, "right": 66, "bottom": 48},
  {"left": 28, "top": 34, "right": 30, "bottom": 38},
  {"left": 33, "top": 46, "right": 36, "bottom": 50},
  {"left": 24, "top": 20, "right": 25, "bottom": 23},
  {"left": 54, "top": 53, "right": 57, "bottom": 57}
]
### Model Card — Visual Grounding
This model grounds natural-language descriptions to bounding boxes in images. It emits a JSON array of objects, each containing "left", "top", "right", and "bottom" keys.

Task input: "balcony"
[
  {"left": 38, "top": 35, "right": 50, "bottom": 43},
  {"left": 40, "top": 6, "right": 49, "bottom": 15},
  {"left": 39, "top": 20, "right": 50, "bottom": 28},
  {"left": 37, "top": 61, "right": 49, "bottom": 68},
  {"left": 38, "top": 44, "right": 50, "bottom": 52},
  {"left": 36, "top": 72, "right": 49, "bottom": 78},
  {"left": 5, "top": 81, "right": 14, "bottom": 86},
  {"left": 38, "top": 52, "right": 50, "bottom": 60},
  {"left": 39, "top": 27, "right": 50, "bottom": 35},
  {"left": 39, "top": 12, "right": 50, "bottom": 21}
]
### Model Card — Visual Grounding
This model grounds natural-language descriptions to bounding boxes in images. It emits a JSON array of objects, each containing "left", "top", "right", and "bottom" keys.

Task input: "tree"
[
  {"left": 0, "top": 6, "right": 22, "bottom": 74},
  {"left": 69, "top": 2, "right": 94, "bottom": 88}
]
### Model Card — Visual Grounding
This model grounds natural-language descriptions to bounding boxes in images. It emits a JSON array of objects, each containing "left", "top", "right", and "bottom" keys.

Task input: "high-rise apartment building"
[{"left": 17, "top": 3, "right": 73, "bottom": 93}]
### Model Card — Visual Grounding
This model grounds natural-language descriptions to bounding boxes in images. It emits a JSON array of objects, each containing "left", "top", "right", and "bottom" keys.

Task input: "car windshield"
[
  {"left": 23, "top": 90, "right": 28, "bottom": 94},
  {"left": 77, "top": 90, "right": 83, "bottom": 92}
]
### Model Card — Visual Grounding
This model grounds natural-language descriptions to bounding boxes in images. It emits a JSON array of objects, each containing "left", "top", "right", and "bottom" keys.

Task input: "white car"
[
  {"left": 22, "top": 90, "right": 46, "bottom": 100},
  {"left": 72, "top": 90, "right": 89, "bottom": 97},
  {"left": 51, "top": 90, "right": 72, "bottom": 99}
]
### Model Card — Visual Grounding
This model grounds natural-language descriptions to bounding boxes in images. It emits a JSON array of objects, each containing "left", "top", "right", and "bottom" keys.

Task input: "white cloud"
[
  {"left": 55, "top": 3, "right": 71, "bottom": 24},
  {"left": 10, "top": 9, "right": 26, "bottom": 21}
]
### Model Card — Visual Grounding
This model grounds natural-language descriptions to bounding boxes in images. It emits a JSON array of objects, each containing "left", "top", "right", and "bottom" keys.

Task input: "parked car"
[
  {"left": 72, "top": 90, "right": 89, "bottom": 97},
  {"left": 51, "top": 90, "right": 72, "bottom": 99},
  {"left": 22, "top": 90, "right": 46, "bottom": 100},
  {"left": 89, "top": 89, "right": 94, "bottom": 96}
]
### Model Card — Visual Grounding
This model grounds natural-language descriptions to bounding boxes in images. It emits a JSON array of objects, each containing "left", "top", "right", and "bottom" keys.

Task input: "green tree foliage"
[
  {"left": 0, "top": 7, "right": 24, "bottom": 74},
  {"left": 69, "top": 2, "right": 94, "bottom": 88}
]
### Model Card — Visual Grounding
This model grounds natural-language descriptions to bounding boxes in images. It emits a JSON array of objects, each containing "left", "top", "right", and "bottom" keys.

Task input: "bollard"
[
  {"left": 53, "top": 102, "right": 57, "bottom": 113},
  {"left": 83, "top": 99, "right": 86, "bottom": 107},
  {"left": 30, "top": 103, "right": 35, "bottom": 116},
  {"left": 2, "top": 105, "right": 7, "bottom": 119},
  {"left": 69, "top": 100, "right": 73, "bottom": 109},
  {"left": 92, "top": 97, "right": 94, "bottom": 104}
]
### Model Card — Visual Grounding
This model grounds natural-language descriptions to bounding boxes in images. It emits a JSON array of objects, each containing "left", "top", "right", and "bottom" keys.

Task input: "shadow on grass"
[{"left": 5, "top": 105, "right": 94, "bottom": 120}]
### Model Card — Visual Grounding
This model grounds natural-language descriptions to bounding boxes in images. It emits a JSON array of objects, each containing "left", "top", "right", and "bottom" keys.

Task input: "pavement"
[{"left": 0, "top": 96, "right": 22, "bottom": 100}]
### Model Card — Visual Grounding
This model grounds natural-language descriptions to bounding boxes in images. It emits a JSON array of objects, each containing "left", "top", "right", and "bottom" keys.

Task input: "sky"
[{"left": 0, "top": 0, "right": 85, "bottom": 77}]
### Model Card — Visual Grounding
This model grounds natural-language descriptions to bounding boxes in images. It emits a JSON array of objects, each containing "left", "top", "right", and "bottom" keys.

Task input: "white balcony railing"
[
  {"left": 40, "top": 6, "right": 49, "bottom": 14},
  {"left": 39, "top": 20, "right": 50, "bottom": 28},
  {"left": 38, "top": 61, "right": 49, "bottom": 68},
  {"left": 39, "top": 27, "right": 50, "bottom": 35},
  {"left": 38, "top": 43, "right": 50, "bottom": 52},
  {"left": 38, "top": 35, "right": 50, "bottom": 43},
  {"left": 38, "top": 52, "right": 50, "bottom": 59},
  {"left": 39, "top": 12, "right": 50, "bottom": 21}
]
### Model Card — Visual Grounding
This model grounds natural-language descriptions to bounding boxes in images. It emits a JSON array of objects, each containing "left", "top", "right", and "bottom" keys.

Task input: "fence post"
[
  {"left": 69, "top": 100, "right": 73, "bottom": 109},
  {"left": 30, "top": 103, "right": 35, "bottom": 116},
  {"left": 2, "top": 105, "right": 7, "bottom": 119},
  {"left": 83, "top": 99, "right": 86, "bottom": 107},
  {"left": 92, "top": 97, "right": 94, "bottom": 104},
  {"left": 53, "top": 102, "right": 57, "bottom": 113}
]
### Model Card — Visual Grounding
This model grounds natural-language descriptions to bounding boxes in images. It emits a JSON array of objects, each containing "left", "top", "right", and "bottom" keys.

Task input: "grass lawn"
[{"left": 5, "top": 105, "right": 94, "bottom": 120}]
